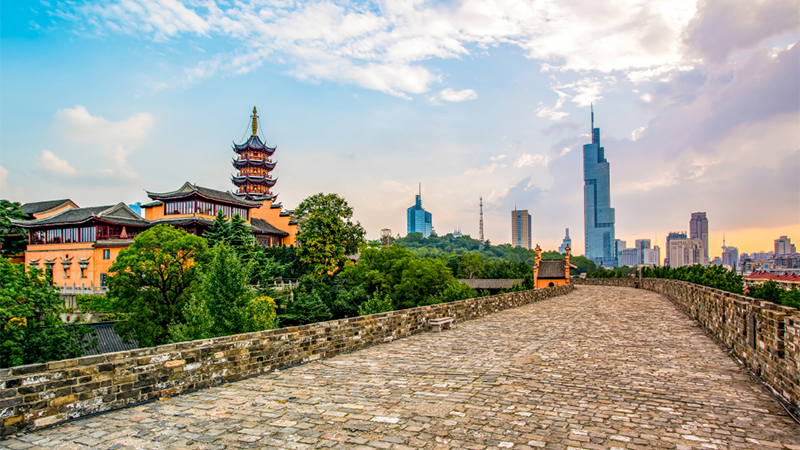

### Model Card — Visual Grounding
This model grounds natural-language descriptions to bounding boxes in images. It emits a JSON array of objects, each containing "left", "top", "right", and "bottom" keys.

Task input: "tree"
[
  {"left": 457, "top": 253, "right": 484, "bottom": 279},
  {"left": 228, "top": 213, "right": 255, "bottom": 253},
  {"left": 204, "top": 210, "right": 231, "bottom": 246},
  {"left": 570, "top": 256, "right": 597, "bottom": 276},
  {"left": 0, "top": 260, "right": 91, "bottom": 368},
  {"left": 0, "top": 200, "right": 28, "bottom": 257},
  {"left": 169, "top": 243, "right": 278, "bottom": 342},
  {"left": 280, "top": 290, "right": 333, "bottom": 326},
  {"left": 294, "top": 193, "right": 366, "bottom": 278},
  {"left": 108, "top": 225, "right": 208, "bottom": 348}
]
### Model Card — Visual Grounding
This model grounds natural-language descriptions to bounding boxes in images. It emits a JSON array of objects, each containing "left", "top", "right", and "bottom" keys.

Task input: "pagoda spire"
[{"left": 251, "top": 106, "right": 258, "bottom": 137}]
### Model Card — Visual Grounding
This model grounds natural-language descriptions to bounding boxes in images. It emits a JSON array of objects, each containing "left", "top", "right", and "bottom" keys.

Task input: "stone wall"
[
  {"left": 573, "top": 277, "right": 800, "bottom": 411},
  {"left": 0, "top": 284, "right": 573, "bottom": 436}
]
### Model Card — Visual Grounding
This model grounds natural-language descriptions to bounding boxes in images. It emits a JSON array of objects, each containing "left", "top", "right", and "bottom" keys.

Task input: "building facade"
[
  {"left": 689, "top": 212, "right": 709, "bottom": 265},
  {"left": 558, "top": 228, "right": 571, "bottom": 254},
  {"left": 669, "top": 238, "right": 705, "bottom": 268},
  {"left": 407, "top": 186, "right": 432, "bottom": 238},
  {"left": 583, "top": 107, "right": 616, "bottom": 267},
  {"left": 775, "top": 236, "right": 796, "bottom": 255},
  {"left": 665, "top": 231, "right": 687, "bottom": 266},
  {"left": 635, "top": 239, "right": 651, "bottom": 265},
  {"left": 619, "top": 248, "right": 639, "bottom": 267},
  {"left": 511, "top": 209, "right": 532, "bottom": 249},
  {"left": 721, "top": 245, "right": 739, "bottom": 270}
]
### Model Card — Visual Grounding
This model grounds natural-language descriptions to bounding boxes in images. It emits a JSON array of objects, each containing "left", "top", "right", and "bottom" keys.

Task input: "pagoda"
[{"left": 231, "top": 107, "right": 278, "bottom": 201}]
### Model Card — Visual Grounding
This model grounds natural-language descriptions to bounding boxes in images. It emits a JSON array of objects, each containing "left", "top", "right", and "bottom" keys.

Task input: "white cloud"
[
  {"left": 513, "top": 154, "right": 551, "bottom": 168},
  {"left": 490, "top": 155, "right": 507, "bottom": 161},
  {"left": 631, "top": 127, "right": 647, "bottom": 141},
  {"left": 0, "top": 165, "right": 8, "bottom": 189},
  {"left": 465, "top": 163, "right": 506, "bottom": 176},
  {"left": 53, "top": 0, "right": 702, "bottom": 97},
  {"left": 36, "top": 150, "right": 79, "bottom": 177},
  {"left": 437, "top": 88, "right": 478, "bottom": 102},
  {"left": 53, "top": 106, "right": 153, "bottom": 180}
]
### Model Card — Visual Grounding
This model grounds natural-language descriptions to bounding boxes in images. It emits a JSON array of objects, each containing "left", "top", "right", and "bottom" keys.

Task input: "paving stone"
[{"left": 3, "top": 286, "right": 799, "bottom": 449}]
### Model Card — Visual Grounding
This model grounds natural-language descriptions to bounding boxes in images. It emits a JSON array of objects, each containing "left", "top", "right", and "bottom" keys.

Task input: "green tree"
[
  {"left": 228, "top": 213, "right": 255, "bottom": 253},
  {"left": 457, "top": 253, "right": 484, "bottom": 279},
  {"left": 169, "top": 245, "right": 278, "bottom": 342},
  {"left": 569, "top": 256, "right": 597, "bottom": 276},
  {"left": 358, "top": 292, "right": 394, "bottom": 315},
  {"left": 294, "top": 193, "right": 366, "bottom": 278},
  {"left": 108, "top": 224, "right": 208, "bottom": 347},
  {"left": 280, "top": 290, "right": 333, "bottom": 326},
  {"left": 747, "top": 280, "right": 783, "bottom": 304},
  {"left": 0, "top": 260, "right": 91, "bottom": 368},
  {"left": 204, "top": 210, "right": 232, "bottom": 246},
  {"left": 0, "top": 200, "right": 28, "bottom": 257}
]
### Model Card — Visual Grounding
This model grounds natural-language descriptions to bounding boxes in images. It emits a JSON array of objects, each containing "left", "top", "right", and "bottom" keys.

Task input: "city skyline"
[{"left": 1, "top": 0, "right": 798, "bottom": 258}]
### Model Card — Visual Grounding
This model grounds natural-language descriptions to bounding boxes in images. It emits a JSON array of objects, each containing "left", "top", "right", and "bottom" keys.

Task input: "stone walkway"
[{"left": 3, "top": 286, "right": 799, "bottom": 450}]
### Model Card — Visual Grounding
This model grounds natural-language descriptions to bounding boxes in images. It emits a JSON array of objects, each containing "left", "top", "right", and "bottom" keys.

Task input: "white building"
[{"left": 669, "top": 238, "right": 704, "bottom": 267}]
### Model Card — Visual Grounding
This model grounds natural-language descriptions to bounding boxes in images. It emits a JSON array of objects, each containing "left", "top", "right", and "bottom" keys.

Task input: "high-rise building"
[
  {"left": 558, "top": 228, "right": 572, "bottom": 254},
  {"left": 407, "top": 184, "right": 432, "bottom": 238},
  {"left": 583, "top": 106, "right": 616, "bottom": 267},
  {"left": 615, "top": 239, "right": 626, "bottom": 259},
  {"left": 669, "top": 238, "right": 704, "bottom": 268},
  {"left": 722, "top": 246, "right": 739, "bottom": 270},
  {"left": 635, "top": 239, "right": 651, "bottom": 265},
  {"left": 775, "top": 236, "right": 796, "bottom": 255},
  {"left": 511, "top": 208, "right": 532, "bottom": 249},
  {"left": 689, "top": 212, "right": 709, "bottom": 265},
  {"left": 619, "top": 248, "right": 639, "bottom": 267},
  {"left": 650, "top": 245, "right": 661, "bottom": 266},
  {"left": 665, "top": 231, "right": 687, "bottom": 266}
]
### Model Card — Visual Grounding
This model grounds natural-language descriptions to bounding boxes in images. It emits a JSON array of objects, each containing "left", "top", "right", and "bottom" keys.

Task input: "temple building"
[
  {"left": 14, "top": 203, "right": 150, "bottom": 291},
  {"left": 533, "top": 244, "right": 576, "bottom": 289},
  {"left": 232, "top": 107, "right": 278, "bottom": 201},
  {"left": 142, "top": 181, "right": 296, "bottom": 247},
  {"left": 12, "top": 107, "right": 298, "bottom": 293}
]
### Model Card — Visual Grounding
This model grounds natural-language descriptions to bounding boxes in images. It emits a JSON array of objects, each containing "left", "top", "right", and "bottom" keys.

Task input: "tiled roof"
[
  {"left": 147, "top": 182, "right": 263, "bottom": 207},
  {"left": 458, "top": 279, "right": 522, "bottom": 289},
  {"left": 76, "top": 322, "right": 138, "bottom": 356},
  {"left": 251, "top": 218, "right": 289, "bottom": 237},
  {"left": 538, "top": 259, "right": 567, "bottom": 279},
  {"left": 140, "top": 200, "right": 162, "bottom": 208},
  {"left": 13, "top": 203, "right": 149, "bottom": 228},
  {"left": 20, "top": 199, "right": 76, "bottom": 216},
  {"left": 150, "top": 217, "right": 215, "bottom": 227},
  {"left": 744, "top": 271, "right": 800, "bottom": 282}
]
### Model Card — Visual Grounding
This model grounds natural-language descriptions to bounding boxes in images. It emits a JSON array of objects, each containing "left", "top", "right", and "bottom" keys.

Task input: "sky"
[{"left": 1, "top": 0, "right": 798, "bottom": 259}]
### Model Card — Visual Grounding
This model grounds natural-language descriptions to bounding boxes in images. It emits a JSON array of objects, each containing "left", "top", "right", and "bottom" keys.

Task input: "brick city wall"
[
  {"left": 0, "top": 284, "right": 573, "bottom": 436},
  {"left": 574, "top": 277, "right": 800, "bottom": 410}
]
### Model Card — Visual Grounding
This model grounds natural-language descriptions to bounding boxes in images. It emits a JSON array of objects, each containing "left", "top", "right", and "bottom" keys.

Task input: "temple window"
[{"left": 103, "top": 249, "right": 110, "bottom": 260}]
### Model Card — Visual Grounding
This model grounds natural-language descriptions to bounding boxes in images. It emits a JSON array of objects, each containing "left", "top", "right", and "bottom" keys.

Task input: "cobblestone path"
[{"left": 3, "top": 286, "right": 799, "bottom": 450}]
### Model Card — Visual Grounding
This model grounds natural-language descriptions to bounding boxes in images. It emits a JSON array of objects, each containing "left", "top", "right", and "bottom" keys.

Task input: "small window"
[
  {"left": 63, "top": 266, "right": 70, "bottom": 279},
  {"left": 103, "top": 249, "right": 110, "bottom": 260},
  {"left": 100, "top": 273, "right": 107, "bottom": 287},
  {"left": 80, "top": 267, "right": 87, "bottom": 278}
]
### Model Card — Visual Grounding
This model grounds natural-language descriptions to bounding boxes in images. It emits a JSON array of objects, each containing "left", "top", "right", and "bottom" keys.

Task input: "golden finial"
[{"left": 251, "top": 106, "right": 258, "bottom": 137}]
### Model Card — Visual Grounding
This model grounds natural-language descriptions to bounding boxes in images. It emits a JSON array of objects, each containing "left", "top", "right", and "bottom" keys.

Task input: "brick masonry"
[
  {"left": 0, "top": 284, "right": 573, "bottom": 436},
  {"left": 574, "top": 277, "right": 800, "bottom": 413}
]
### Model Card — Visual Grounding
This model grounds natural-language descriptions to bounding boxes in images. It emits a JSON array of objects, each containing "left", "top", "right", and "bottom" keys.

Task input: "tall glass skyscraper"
[
  {"left": 407, "top": 185, "right": 432, "bottom": 238},
  {"left": 511, "top": 209, "right": 532, "bottom": 249},
  {"left": 583, "top": 107, "right": 617, "bottom": 267}
]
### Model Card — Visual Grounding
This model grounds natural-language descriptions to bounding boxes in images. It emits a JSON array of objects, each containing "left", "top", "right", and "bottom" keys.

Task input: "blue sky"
[{"left": 1, "top": 0, "right": 798, "bottom": 256}]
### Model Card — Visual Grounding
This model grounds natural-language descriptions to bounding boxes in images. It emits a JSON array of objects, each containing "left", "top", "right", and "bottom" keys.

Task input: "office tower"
[
  {"left": 722, "top": 246, "right": 739, "bottom": 270},
  {"left": 689, "top": 212, "right": 709, "bottom": 264},
  {"left": 665, "top": 231, "right": 687, "bottom": 266},
  {"left": 619, "top": 248, "right": 639, "bottom": 267},
  {"left": 615, "top": 239, "right": 627, "bottom": 259},
  {"left": 511, "top": 208, "right": 532, "bottom": 249},
  {"left": 558, "top": 229, "right": 572, "bottom": 254},
  {"left": 407, "top": 184, "right": 432, "bottom": 237},
  {"left": 583, "top": 106, "right": 617, "bottom": 267},
  {"left": 669, "top": 238, "right": 704, "bottom": 268},
  {"left": 775, "top": 236, "right": 796, "bottom": 255},
  {"left": 635, "top": 239, "right": 651, "bottom": 265}
]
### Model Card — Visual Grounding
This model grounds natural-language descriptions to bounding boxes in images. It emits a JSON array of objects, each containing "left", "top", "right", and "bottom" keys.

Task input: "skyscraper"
[
  {"left": 689, "top": 212, "right": 709, "bottom": 265},
  {"left": 665, "top": 231, "right": 687, "bottom": 266},
  {"left": 775, "top": 236, "right": 796, "bottom": 255},
  {"left": 511, "top": 208, "right": 532, "bottom": 249},
  {"left": 407, "top": 184, "right": 432, "bottom": 238},
  {"left": 635, "top": 239, "right": 651, "bottom": 265},
  {"left": 558, "top": 228, "right": 571, "bottom": 254},
  {"left": 583, "top": 106, "right": 616, "bottom": 267}
]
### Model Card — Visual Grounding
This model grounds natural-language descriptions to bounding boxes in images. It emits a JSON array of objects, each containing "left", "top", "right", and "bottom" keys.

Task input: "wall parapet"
[
  {"left": 573, "top": 277, "right": 799, "bottom": 413},
  {"left": 0, "top": 284, "right": 573, "bottom": 436}
]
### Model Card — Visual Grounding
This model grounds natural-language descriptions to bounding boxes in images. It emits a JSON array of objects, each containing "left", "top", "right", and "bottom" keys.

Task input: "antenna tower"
[{"left": 479, "top": 196, "right": 485, "bottom": 250}]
